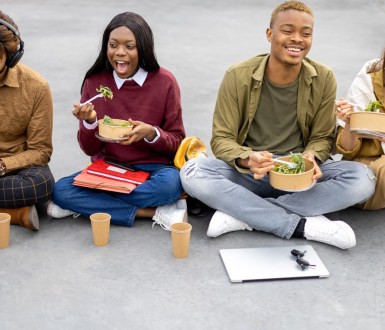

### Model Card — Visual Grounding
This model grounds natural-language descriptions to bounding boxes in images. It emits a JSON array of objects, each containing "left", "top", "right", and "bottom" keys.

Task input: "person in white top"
[{"left": 335, "top": 50, "right": 385, "bottom": 210}]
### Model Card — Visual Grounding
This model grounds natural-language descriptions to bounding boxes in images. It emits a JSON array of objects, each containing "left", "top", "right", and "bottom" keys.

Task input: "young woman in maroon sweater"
[{"left": 48, "top": 12, "right": 187, "bottom": 229}]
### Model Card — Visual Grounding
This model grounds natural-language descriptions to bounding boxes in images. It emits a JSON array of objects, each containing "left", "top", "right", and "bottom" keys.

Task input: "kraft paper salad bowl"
[
  {"left": 269, "top": 156, "right": 315, "bottom": 192},
  {"left": 98, "top": 117, "right": 133, "bottom": 140},
  {"left": 349, "top": 111, "right": 385, "bottom": 139}
]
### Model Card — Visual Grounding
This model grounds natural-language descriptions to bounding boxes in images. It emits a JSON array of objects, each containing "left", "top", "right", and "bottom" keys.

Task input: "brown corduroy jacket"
[{"left": 0, "top": 63, "right": 53, "bottom": 173}]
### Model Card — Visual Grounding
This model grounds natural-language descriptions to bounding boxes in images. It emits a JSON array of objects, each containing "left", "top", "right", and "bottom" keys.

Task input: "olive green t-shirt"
[{"left": 244, "top": 76, "right": 304, "bottom": 154}]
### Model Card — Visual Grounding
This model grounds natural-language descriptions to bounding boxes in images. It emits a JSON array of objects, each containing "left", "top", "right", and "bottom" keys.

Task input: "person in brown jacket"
[
  {"left": 0, "top": 10, "right": 54, "bottom": 231},
  {"left": 335, "top": 49, "right": 385, "bottom": 210}
]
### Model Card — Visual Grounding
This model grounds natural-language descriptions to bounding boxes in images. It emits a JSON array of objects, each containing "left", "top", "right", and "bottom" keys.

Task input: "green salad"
[
  {"left": 365, "top": 100, "right": 384, "bottom": 112},
  {"left": 272, "top": 153, "right": 305, "bottom": 174},
  {"left": 102, "top": 116, "right": 131, "bottom": 127},
  {"left": 96, "top": 85, "right": 113, "bottom": 100}
]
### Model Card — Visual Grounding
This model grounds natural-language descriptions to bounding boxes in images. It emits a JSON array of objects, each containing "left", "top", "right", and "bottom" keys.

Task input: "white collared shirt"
[
  {"left": 113, "top": 67, "right": 148, "bottom": 89},
  {"left": 84, "top": 68, "right": 160, "bottom": 143}
]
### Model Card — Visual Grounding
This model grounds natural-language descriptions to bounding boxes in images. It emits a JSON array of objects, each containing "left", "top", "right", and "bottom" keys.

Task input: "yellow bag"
[{"left": 174, "top": 136, "right": 207, "bottom": 170}]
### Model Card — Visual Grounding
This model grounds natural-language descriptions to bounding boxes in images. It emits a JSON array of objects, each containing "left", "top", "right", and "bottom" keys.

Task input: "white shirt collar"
[{"left": 113, "top": 67, "right": 148, "bottom": 89}]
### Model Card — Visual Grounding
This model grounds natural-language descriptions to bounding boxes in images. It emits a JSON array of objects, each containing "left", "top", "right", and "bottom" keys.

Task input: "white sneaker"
[
  {"left": 152, "top": 199, "right": 188, "bottom": 231},
  {"left": 47, "top": 201, "right": 80, "bottom": 219},
  {"left": 304, "top": 215, "right": 356, "bottom": 249},
  {"left": 207, "top": 211, "right": 253, "bottom": 237}
]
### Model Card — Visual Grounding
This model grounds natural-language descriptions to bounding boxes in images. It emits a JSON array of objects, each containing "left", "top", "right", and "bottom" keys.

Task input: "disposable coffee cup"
[
  {"left": 171, "top": 222, "right": 192, "bottom": 258},
  {"left": 0, "top": 213, "right": 11, "bottom": 249},
  {"left": 90, "top": 213, "right": 111, "bottom": 247}
]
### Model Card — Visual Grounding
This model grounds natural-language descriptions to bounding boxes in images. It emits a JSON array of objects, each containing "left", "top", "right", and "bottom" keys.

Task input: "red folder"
[
  {"left": 73, "top": 170, "right": 136, "bottom": 194},
  {"left": 86, "top": 159, "right": 150, "bottom": 185}
]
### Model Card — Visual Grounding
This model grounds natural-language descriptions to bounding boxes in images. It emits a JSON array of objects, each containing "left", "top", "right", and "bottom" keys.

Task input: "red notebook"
[
  {"left": 73, "top": 170, "right": 136, "bottom": 194},
  {"left": 86, "top": 159, "right": 150, "bottom": 185}
]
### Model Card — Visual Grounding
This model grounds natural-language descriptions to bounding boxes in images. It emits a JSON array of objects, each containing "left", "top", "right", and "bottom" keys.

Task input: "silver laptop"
[{"left": 219, "top": 245, "right": 329, "bottom": 283}]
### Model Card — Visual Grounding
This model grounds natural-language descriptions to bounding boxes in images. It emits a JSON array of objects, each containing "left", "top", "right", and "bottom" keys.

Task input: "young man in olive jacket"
[{"left": 180, "top": 1, "right": 376, "bottom": 249}]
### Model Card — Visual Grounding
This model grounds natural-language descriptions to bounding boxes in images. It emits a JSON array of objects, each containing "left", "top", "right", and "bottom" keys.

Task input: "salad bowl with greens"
[
  {"left": 350, "top": 100, "right": 385, "bottom": 139},
  {"left": 269, "top": 153, "right": 315, "bottom": 192},
  {"left": 97, "top": 115, "right": 133, "bottom": 141}
]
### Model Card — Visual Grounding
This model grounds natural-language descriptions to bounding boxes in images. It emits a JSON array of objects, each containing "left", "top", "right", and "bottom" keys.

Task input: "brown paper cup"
[
  {"left": 90, "top": 213, "right": 111, "bottom": 247},
  {"left": 171, "top": 222, "right": 192, "bottom": 258},
  {"left": 0, "top": 213, "right": 11, "bottom": 249}
]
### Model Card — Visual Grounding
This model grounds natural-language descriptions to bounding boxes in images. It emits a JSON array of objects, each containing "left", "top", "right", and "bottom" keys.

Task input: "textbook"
[
  {"left": 86, "top": 159, "right": 150, "bottom": 185},
  {"left": 73, "top": 170, "right": 136, "bottom": 194}
]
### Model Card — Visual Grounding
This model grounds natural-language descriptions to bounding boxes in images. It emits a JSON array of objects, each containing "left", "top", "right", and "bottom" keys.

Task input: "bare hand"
[
  {"left": 303, "top": 152, "right": 322, "bottom": 181},
  {"left": 248, "top": 151, "right": 275, "bottom": 180},
  {"left": 335, "top": 98, "right": 354, "bottom": 125},
  {"left": 72, "top": 103, "right": 97, "bottom": 123},
  {"left": 119, "top": 118, "right": 157, "bottom": 145}
]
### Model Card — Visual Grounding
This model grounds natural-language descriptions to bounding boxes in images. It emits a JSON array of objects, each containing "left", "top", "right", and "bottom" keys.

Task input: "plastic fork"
[
  {"left": 272, "top": 158, "right": 298, "bottom": 169},
  {"left": 80, "top": 93, "right": 104, "bottom": 106}
]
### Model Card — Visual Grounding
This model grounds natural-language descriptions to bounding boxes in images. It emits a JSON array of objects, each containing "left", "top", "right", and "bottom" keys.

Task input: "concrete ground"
[{"left": 1, "top": 0, "right": 385, "bottom": 329}]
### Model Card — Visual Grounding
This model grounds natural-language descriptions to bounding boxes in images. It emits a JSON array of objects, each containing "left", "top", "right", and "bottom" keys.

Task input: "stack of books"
[{"left": 73, "top": 159, "right": 150, "bottom": 194}]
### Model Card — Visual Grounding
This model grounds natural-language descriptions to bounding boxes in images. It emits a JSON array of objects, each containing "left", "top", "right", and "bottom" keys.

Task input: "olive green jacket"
[{"left": 211, "top": 54, "right": 337, "bottom": 170}]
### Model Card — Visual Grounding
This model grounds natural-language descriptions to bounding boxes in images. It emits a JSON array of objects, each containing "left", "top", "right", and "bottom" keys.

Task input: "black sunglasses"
[{"left": 291, "top": 249, "right": 316, "bottom": 270}]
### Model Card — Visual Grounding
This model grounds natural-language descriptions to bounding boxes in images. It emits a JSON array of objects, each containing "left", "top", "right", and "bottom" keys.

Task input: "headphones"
[{"left": 0, "top": 18, "right": 24, "bottom": 68}]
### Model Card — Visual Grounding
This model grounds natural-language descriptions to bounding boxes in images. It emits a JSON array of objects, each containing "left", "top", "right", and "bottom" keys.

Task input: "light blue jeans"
[
  {"left": 180, "top": 158, "right": 376, "bottom": 239},
  {"left": 53, "top": 164, "right": 183, "bottom": 227}
]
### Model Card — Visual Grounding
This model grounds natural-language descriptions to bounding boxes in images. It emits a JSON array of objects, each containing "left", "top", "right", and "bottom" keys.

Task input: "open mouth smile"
[
  {"left": 115, "top": 60, "right": 129, "bottom": 72},
  {"left": 285, "top": 45, "right": 304, "bottom": 56}
]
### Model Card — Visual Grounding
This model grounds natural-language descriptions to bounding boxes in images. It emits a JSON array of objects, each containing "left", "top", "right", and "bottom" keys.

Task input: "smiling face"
[
  {"left": 266, "top": 9, "right": 313, "bottom": 69},
  {"left": 107, "top": 26, "right": 139, "bottom": 79}
]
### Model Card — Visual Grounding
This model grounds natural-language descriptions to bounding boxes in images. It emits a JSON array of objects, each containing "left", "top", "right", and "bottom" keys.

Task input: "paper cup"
[
  {"left": 171, "top": 222, "right": 192, "bottom": 258},
  {"left": 0, "top": 213, "right": 11, "bottom": 249},
  {"left": 90, "top": 213, "right": 111, "bottom": 247}
]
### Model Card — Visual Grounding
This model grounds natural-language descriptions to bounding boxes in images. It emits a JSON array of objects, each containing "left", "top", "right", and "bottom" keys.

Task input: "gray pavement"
[{"left": 1, "top": 1, "right": 385, "bottom": 329}]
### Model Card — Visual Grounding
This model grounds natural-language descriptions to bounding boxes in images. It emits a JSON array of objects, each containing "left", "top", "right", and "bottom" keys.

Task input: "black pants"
[{"left": 0, "top": 166, "right": 55, "bottom": 208}]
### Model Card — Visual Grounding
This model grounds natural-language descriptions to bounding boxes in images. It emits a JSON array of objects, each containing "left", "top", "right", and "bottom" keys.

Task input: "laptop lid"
[{"left": 219, "top": 245, "right": 329, "bottom": 283}]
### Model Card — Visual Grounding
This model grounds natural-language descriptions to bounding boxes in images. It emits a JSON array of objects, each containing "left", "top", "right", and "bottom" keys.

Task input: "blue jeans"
[
  {"left": 53, "top": 164, "right": 183, "bottom": 227},
  {"left": 180, "top": 158, "right": 376, "bottom": 239}
]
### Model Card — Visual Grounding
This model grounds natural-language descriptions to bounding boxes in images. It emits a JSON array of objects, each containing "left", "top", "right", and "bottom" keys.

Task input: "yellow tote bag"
[{"left": 174, "top": 137, "right": 207, "bottom": 170}]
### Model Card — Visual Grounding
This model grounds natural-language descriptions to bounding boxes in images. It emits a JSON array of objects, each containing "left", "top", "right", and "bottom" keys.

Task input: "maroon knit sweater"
[{"left": 77, "top": 68, "right": 185, "bottom": 165}]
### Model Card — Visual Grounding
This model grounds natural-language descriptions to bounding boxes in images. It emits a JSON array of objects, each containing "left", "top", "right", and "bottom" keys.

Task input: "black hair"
[{"left": 81, "top": 12, "right": 160, "bottom": 92}]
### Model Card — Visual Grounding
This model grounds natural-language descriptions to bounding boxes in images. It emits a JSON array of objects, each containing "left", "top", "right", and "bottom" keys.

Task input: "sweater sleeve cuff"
[
  {"left": 82, "top": 119, "right": 98, "bottom": 130},
  {"left": 145, "top": 127, "right": 160, "bottom": 143}
]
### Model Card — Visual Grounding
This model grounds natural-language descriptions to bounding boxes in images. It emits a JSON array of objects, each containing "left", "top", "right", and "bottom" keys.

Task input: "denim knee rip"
[
  {"left": 364, "top": 164, "right": 376, "bottom": 181},
  {"left": 360, "top": 164, "right": 377, "bottom": 203},
  {"left": 183, "top": 160, "right": 198, "bottom": 181}
]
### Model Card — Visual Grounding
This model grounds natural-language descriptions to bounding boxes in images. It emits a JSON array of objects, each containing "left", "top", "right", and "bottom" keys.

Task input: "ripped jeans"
[{"left": 180, "top": 158, "right": 376, "bottom": 239}]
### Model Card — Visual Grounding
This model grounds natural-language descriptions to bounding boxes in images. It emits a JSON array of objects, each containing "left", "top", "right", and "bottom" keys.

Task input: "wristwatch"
[{"left": 0, "top": 159, "right": 6, "bottom": 176}]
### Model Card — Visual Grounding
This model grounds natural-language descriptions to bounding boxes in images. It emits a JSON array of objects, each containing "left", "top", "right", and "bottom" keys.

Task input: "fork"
[
  {"left": 80, "top": 93, "right": 104, "bottom": 106},
  {"left": 272, "top": 158, "right": 298, "bottom": 169}
]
